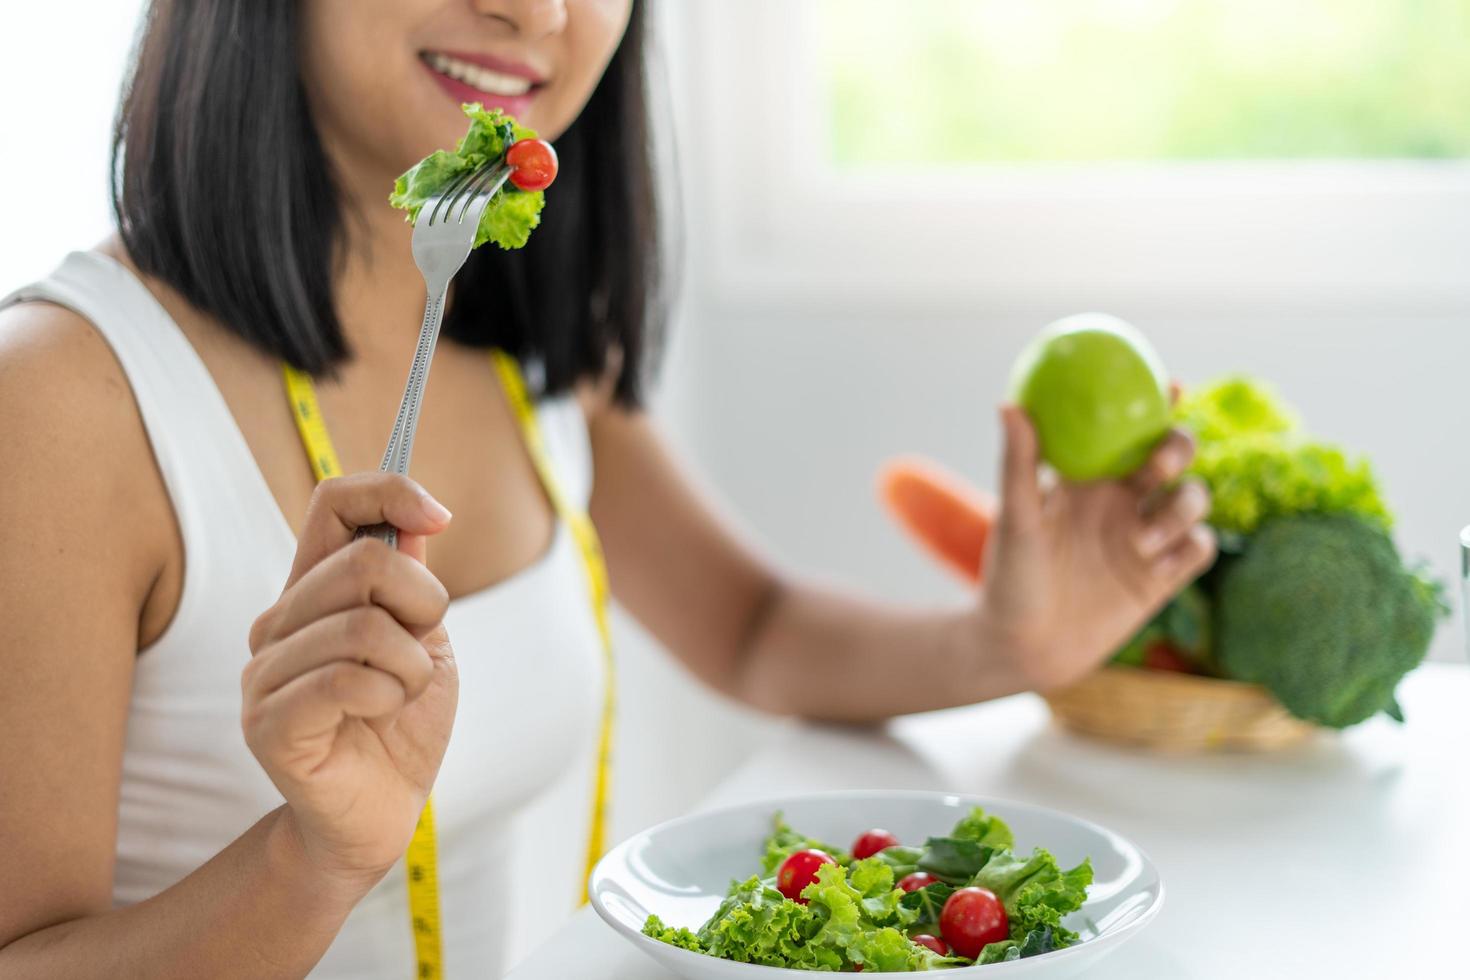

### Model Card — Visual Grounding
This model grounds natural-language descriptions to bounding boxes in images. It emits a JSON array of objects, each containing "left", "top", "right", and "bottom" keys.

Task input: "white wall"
[
  {"left": 670, "top": 306, "right": 1470, "bottom": 660},
  {"left": 0, "top": 2, "right": 142, "bottom": 286}
]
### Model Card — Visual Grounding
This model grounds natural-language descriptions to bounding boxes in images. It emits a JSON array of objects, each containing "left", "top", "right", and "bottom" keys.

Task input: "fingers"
[
  {"left": 1155, "top": 525, "right": 1218, "bottom": 590},
  {"left": 254, "top": 537, "right": 450, "bottom": 648},
  {"left": 396, "top": 531, "right": 429, "bottom": 567},
  {"left": 245, "top": 662, "right": 409, "bottom": 754},
  {"left": 1133, "top": 477, "right": 1211, "bottom": 560},
  {"left": 287, "top": 474, "right": 452, "bottom": 588},
  {"left": 1129, "top": 428, "right": 1196, "bottom": 497},
  {"left": 244, "top": 605, "right": 436, "bottom": 704},
  {"left": 998, "top": 404, "right": 1043, "bottom": 532}
]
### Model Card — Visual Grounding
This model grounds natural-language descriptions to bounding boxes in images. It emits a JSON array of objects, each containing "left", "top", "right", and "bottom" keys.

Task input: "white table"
[{"left": 509, "top": 663, "right": 1469, "bottom": 978}]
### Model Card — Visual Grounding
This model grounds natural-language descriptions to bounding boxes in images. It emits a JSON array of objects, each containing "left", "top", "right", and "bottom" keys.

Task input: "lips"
[
  {"left": 420, "top": 50, "right": 542, "bottom": 120},
  {"left": 423, "top": 51, "right": 539, "bottom": 95}
]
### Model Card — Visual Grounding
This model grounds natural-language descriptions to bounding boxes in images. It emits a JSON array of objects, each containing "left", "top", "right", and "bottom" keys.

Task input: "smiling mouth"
[{"left": 421, "top": 51, "right": 540, "bottom": 98}]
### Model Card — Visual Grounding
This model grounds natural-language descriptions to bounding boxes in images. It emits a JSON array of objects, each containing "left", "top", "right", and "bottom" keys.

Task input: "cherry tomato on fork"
[
  {"left": 940, "top": 887, "right": 1009, "bottom": 960},
  {"left": 506, "top": 138, "right": 558, "bottom": 191},
  {"left": 777, "top": 849, "right": 836, "bottom": 903},
  {"left": 898, "top": 872, "right": 939, "bottom": 892},
  {"left": 851, "top": 829, "right": 900, "bottom": 860}
]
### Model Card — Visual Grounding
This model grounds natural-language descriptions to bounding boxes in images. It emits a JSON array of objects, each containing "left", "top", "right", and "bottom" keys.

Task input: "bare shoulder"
[
  {"left": 0, "top": 299, "right": 178, "bottom": 614},
  {"left": 0, "top": 299, "right": 148, "bottom": 468}
]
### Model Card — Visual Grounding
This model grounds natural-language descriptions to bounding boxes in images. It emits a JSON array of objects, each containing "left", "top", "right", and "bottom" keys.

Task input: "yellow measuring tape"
[{"left": 283, "top": 351, "right": 615, "bottom": 979}]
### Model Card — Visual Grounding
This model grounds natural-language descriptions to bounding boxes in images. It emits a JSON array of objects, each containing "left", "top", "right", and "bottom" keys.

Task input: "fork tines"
[{"left": 426, "top": 160, "right": 511, "bottom": 226}]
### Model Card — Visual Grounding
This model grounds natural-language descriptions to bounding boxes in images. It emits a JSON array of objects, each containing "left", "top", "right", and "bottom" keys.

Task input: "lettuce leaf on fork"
[{"left": 388, "top": 102, "right": 546, "bottom": 249}]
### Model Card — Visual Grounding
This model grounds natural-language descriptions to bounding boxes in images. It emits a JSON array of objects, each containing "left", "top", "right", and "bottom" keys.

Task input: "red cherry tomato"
[
  {"left": 912, "top": 934, "right": 950, "bottom": 956},
  {"left": 1143, "top": 640, "right": 1198, "bottom": 674},
  {"left": 851, "top": 829, "right": 900, "bottom": 860},
  {"left": 940, "top": 887, "right": 1009, "bottom": 960},
  {"left": 506, "top": 138, "right": 558, "bottom": 192},
  {"left": 898, "top": 872, "right": 939, "bottom": 892},
  {"left": 777, "top": 849, "right": 836, "bottom": 903}
]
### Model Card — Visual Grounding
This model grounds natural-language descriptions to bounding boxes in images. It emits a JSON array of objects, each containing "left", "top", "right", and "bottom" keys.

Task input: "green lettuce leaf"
[
  {"left": 1174, "top": 375, "right": 1299, "bottom": 444},
  {"left": 898, "top": 880, "right": 954, "bottom": 927},
  {"left": 692, "top": 876, "right": 838, "bottom": 969},
  {"left": 978, "top": 940, "right": 1021, "bottom": 965},
  {"left": 760, "top": 812, "right": 848, "bottom": 877},
  {"left": 1018, "top": 926, "right": 1061, "bottom": 957},
  {"left": 641, "top": 914, "right": 705, "bottom": 952},
  {"left": 977, "top": 925, "right": 1062, "bottom": 964},
  {"left": 1173, "top": 377, "right": 1392, "bottom": 536},
  {"left": 800, "top": 863, "right": 951, "bottom": 971},
  {"left": 799, "top": 862, "right": 867, "bottom": 953},
  {"left": 949, "top": 807, "right": 1016, "bottom": 850},
  {"left": 917, "top": 838, "right": 996, "bottom": 883},
  {"left": 848, "top": 858, "right": 917, "bottom": 926},
  {"left": 388, "top": 102, "right": 546, "bottom": 250},
  {"left": 1189, "top": 436, "right": 1392, "bottom": 536},
  {"left": 971, "top": 848, "right": 1093, "bottom": 945},
  {"left": 875, "top": 844, "right": 923, "bottom": 879},
  {"left": 854, "top": 925, "right": 965, "bottom": 972},
  {"left": 665, "top": 862, "right": 950, "bottom": 971}
]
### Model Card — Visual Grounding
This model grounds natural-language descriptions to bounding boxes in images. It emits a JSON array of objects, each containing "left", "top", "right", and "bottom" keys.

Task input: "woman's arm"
[
  {"left": 0, "top": 306, "right": 457, "bottom": 977},
  {"left": 1, "top": 809, "right": 372, "bottom": 979},
  {"left": 587, "top": 403, "right": 1214, "bottom": 724}
]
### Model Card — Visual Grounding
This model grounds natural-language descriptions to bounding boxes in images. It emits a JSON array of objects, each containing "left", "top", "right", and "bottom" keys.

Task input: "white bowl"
[{"left": 590, "top": 791, "right": 1162, "bottom": 978}]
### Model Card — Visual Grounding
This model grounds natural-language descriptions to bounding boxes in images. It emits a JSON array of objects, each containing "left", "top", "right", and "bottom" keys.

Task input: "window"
[
  {"left": 820, "top": 0, "right": 1470, "bottom": 167},
  {"left": 669, "top": 0, "right": 1470, "bottom": 314}
]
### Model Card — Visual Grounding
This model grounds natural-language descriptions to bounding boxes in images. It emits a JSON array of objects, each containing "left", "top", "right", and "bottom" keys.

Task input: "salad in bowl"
[{"left": 590, "top": 792, "right": 1161, "bottom": 976}]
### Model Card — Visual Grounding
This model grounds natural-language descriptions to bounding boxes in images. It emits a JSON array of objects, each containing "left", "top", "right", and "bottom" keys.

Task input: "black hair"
[{"left": 113, "top": 0, "right": 661, "bottom": 405}]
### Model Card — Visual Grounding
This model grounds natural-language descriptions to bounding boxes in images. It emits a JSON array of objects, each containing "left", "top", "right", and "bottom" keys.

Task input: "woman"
[{"left": 0, "top": 0, "right": 1214, "bottom": 976}]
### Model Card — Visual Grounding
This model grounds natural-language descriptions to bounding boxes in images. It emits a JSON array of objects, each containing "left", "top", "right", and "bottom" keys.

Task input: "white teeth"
[{"left": 426, "top": 53, "right": 532, "bottom": 96}]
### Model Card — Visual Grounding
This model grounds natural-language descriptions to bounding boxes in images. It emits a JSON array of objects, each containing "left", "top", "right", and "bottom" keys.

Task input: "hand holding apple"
[
  {"left": 1010, "top": 313, "right": 1173, "bottom": 482},
  {"left": 882, "top": 315, "right": 1216, "bottom": 690}
]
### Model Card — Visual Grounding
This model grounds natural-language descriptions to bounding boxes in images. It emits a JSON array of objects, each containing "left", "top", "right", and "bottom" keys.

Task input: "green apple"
[{"left": 1009, "top": 313, "right": 1171, "bottom": 482}]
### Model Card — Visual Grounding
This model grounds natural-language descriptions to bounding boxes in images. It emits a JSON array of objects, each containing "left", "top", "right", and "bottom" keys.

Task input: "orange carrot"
[{"left": 877, "top": 456, "right": 996, "bottom": 586}]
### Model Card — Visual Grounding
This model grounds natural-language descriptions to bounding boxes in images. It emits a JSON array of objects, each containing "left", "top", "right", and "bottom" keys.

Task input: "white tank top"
[{"left": 1, "top": 251, "right": 605, "bottom": 978}]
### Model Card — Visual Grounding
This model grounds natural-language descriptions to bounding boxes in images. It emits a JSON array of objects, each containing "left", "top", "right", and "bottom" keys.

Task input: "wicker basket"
[{"left": 1042, "top": 665, "right": 1319, "bottom": 751}]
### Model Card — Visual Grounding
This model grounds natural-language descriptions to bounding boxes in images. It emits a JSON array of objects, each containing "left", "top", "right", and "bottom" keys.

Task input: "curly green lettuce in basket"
[
  {"left": 1174, "top": 377, "right": 1391, "bottom": 537},
  {"left": 389, "top": 103, "right": 546, "bottom": 249},
  {"left": 643, "top": 808, "right": 1092, "bottom": 972}
]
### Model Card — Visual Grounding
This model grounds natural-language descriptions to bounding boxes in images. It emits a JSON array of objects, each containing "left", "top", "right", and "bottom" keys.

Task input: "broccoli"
[{"left": 1214, "top": 515, "right": 1446, "bottom": 728}]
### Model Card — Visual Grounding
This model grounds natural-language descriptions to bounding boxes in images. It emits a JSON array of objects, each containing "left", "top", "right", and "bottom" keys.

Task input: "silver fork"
[{"left": 357, "top": 160, "right": 513, "bottom": 548}]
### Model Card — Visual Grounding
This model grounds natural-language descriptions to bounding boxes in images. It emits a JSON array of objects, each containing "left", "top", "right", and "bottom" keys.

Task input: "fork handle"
[{"left": 355, "top": 284, "right": 451, "bottom": 550}]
